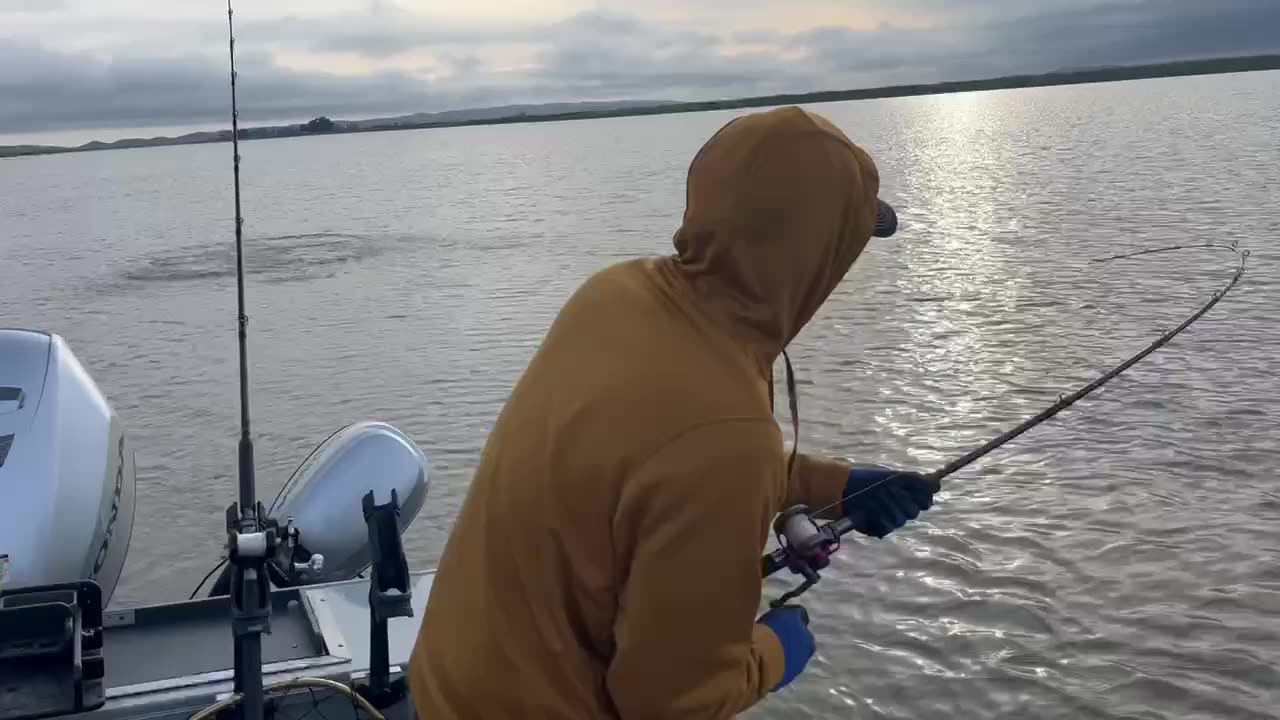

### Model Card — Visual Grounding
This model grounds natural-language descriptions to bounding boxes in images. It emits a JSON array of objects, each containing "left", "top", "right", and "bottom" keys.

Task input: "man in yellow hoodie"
[{"left": 408, "top": 105, "right": 939, "bottom": 718}]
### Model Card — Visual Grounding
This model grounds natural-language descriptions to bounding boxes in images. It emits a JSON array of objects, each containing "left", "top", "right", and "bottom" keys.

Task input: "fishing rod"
[
  {"left": 762, "top": 240, "right": 1250, "bottom": 608},
  {"left": 221, "top": 2, "right": 273, "bottom": 719},
  {"left": 229, "top": 0, "right": 255, "bottom": 540}
]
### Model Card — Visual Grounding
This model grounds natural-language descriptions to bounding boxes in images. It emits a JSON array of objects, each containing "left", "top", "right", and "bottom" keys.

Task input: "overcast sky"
[{"left": 2, "top": 0, "right": 1278, "bottom": 141}]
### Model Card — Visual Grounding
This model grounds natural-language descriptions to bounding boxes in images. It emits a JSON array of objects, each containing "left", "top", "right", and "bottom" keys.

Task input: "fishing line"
[
  {"left": 268, "top": 423, "right": 353, "bottom": 515},
  {"left": 188, "top": 557, "right": 228, "bottom": 600},
  {"left": 810, "top": 240, "right": 1250, "bottom": 518}
]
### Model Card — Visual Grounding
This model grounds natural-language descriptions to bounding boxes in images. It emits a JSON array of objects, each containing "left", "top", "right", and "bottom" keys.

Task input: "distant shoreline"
[{"left": 4, "top": 53, "right": 1278, "bottom": 160}]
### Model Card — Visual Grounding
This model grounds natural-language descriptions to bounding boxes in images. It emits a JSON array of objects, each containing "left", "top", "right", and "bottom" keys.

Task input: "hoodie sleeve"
[
  {"left": 607, "top": 419, "right": 789, "bottom": 719},
  {"left": 785, "top": 451, "right": 853, "bottom": 520}
]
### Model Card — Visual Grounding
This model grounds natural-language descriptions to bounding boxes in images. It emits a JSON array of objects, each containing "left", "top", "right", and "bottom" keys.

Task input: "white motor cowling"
[
  {"left": 268, "top": 421, "right": 430, "bottom": 585},
  {"left": 0, "top": 329, "right": 136, "bottom": 607}
]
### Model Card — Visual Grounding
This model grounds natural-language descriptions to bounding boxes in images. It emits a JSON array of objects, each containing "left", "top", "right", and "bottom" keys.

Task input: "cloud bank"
[{"left": 1, "top": 0, "right": 1278, "bottom": 135}]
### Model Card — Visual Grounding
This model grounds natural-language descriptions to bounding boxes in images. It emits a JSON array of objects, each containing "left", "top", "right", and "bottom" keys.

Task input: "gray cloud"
[
  {"left": 246, "top": 4, "right": 536, "bottom": 59},
  {"left": 529, "top": 10, "right": 797, "bottom": 98},
  {"left": 796, "top": 0, "right": 1280, "bottom": 84},
  {"left": 962, "top": 0, "right": 1280, "bottom": 72},
  {"left": 0, "top": 42, "right": 440, "bottom": 133},
  {"left": 2, "top": 0, "right": 1278, "bottom": 136},
  {"left": 0, "top": 0, "right": 67, "bottom": 11}
]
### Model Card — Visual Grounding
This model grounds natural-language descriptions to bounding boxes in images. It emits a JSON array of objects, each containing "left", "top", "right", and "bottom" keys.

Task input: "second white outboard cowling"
[{"left": 268, "top": 421, "right": 430, "bottom": 585}]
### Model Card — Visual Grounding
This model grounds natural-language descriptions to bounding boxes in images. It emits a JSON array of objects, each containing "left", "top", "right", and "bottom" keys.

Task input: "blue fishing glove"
[
  {"left": 757, "top": 604, "right": 815, "bottom": 691},
  {"left": 842, "top": 465, "right": 939, "bottom": 539}
]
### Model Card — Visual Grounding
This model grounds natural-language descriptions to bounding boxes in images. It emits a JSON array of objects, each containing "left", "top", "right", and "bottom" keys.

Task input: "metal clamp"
[{"left": 293, "top": 554, "right": 325, "bottom": 578}]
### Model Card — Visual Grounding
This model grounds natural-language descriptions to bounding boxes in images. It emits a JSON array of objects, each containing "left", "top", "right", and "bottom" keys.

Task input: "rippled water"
[{"left": 3, "top": 71, "right": 1278, "bottom": 718}]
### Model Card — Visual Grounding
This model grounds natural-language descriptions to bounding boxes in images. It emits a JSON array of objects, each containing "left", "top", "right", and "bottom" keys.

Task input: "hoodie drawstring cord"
[{"left": 783, "top": 350, "right": 800, "bottom": 481}]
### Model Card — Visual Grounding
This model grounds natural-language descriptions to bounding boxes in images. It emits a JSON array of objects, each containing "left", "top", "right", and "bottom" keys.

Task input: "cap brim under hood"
[
  {"left": 671, "top": 106, "right": 890, "bottom": 357},
  {"left": 874, "top": 198, "right": 897, "bottom": 238}
]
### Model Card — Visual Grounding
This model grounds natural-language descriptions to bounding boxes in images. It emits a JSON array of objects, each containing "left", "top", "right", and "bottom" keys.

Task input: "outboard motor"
[
  {"left": 208, "top": 421, "right": 430, "bottom": 595},
  {"left": 0, "top": 329, "right": 137, "bottom": 607}
]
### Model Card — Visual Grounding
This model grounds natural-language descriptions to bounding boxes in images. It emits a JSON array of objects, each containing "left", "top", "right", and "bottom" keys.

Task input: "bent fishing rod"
[{"left": 762, "top": 241, "right": 1250, "bottom": 608}]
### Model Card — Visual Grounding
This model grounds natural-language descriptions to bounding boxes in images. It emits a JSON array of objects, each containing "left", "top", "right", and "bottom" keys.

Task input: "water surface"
[{"left": 2, "top": 71, "right": 1278, "bottom": 719}]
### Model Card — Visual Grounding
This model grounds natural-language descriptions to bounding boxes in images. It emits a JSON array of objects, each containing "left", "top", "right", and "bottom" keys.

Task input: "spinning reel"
[{"left": 760, "top": 505, "right": 857, "bottom": 608}]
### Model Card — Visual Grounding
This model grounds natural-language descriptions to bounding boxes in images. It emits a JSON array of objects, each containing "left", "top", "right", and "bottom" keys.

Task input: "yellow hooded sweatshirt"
[{"left": 409, "top": 105, "right": 885, "bottom": 719}]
